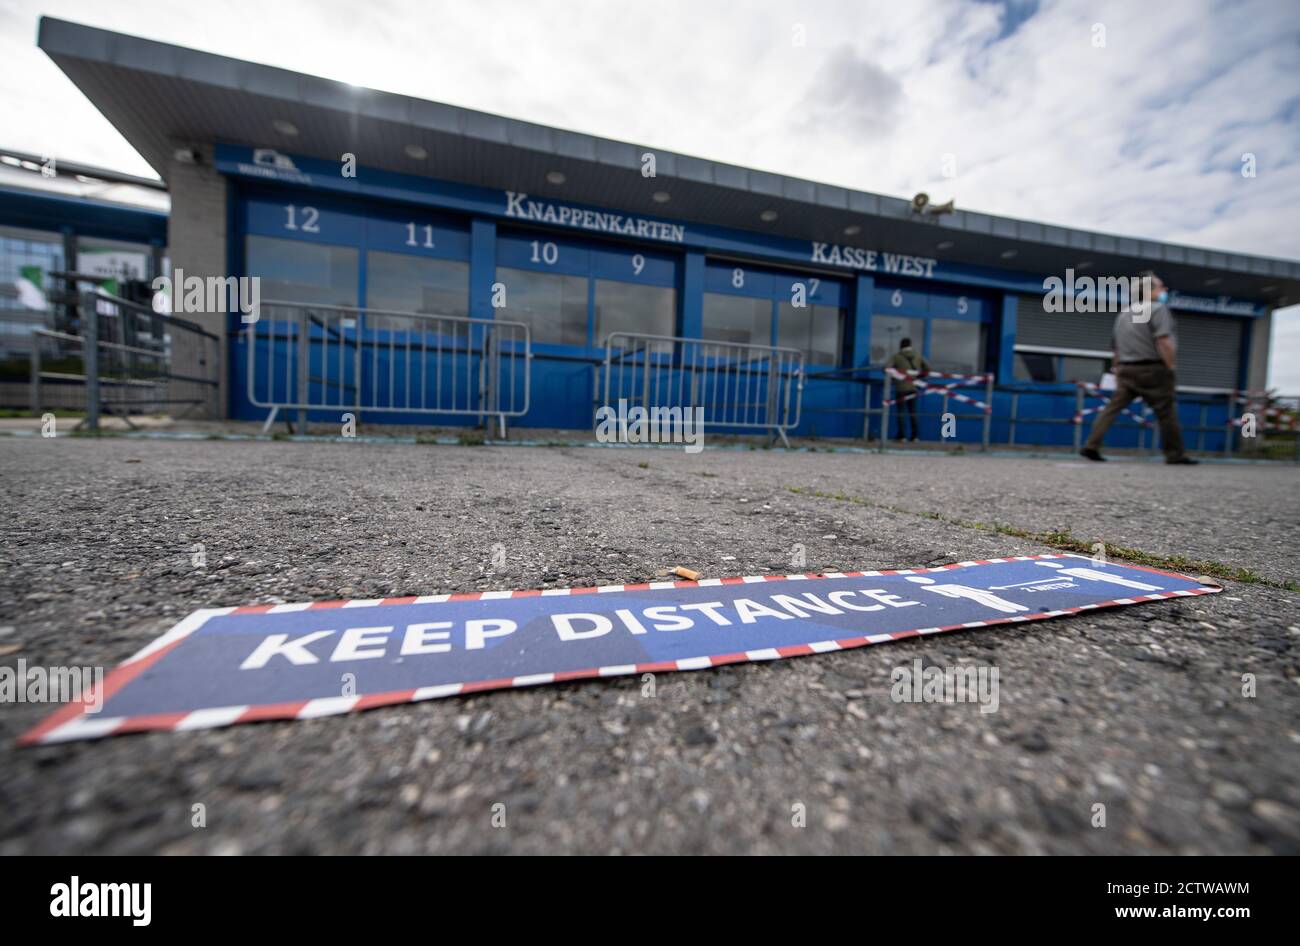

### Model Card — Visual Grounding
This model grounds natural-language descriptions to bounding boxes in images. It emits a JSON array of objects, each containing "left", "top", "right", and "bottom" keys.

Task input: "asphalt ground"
[{"left": 1, "top": 436, "right": 1297, "bottom": 854}]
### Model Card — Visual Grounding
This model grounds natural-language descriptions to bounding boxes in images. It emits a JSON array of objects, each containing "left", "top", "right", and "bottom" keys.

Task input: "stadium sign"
[
  {"left": 504, "top": 191, "right": 686, "bottom": 243},
  {"left": 810, "top": 242, "right": 939, "bottom": 279},
  {"left": 19, "top": 555, "right": 1218, "bottom": 745},
  {"left": 1167, "top": 291, "right": 1258, "bottom": 316}
]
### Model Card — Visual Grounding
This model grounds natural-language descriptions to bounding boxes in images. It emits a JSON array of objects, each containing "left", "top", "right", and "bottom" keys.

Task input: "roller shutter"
[
  {"left": 1016, "top": 296, "right": 1243, "bottom": 389},
  {"left": 1015, "top": 296, "right": 1112, "bottom": 351},
  {"left": 1174, "top": 312, "right": 1241, "bottom": 390}
]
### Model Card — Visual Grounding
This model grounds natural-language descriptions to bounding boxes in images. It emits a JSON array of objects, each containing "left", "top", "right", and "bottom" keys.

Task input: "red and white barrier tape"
[
  {"left": 885, "top": 367, "right": 992, "bottom": 413},
  {"left": 1072, "top": 382, "right": 1152, "bottom": 428}
]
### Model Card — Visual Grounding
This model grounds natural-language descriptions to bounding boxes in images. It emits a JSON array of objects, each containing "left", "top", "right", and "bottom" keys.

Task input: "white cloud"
[{"left": 2, "top": 0, "right": 1297, "bottom": 387}]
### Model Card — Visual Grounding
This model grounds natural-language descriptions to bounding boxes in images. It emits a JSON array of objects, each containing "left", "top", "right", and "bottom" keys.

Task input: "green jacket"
[{"left": 889, "top": 347, "right": 929, "bottom": 393}]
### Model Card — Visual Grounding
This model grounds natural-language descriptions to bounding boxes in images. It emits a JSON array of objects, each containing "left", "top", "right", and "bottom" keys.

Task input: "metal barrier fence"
[
  {"left": 598, "top": 332, "right": 804, "bottom": 447},
  {"left": 880, "top": 367, "right": 994, "bottom": 451},
  {"left": 812, "top": 368, "right": 1298, "bottom": 460},
  {"left": 29, "top": 289, "right": 220, "bottom": 429},
  {"left": 246, "top": 301, "right": 531, "bottom": 435},
  {"left": 1071, "top": 381, "right": 1155, "bottom": 453},
  {"left": 1227, "top": 391, "right": 1300, "bottom": 461}
]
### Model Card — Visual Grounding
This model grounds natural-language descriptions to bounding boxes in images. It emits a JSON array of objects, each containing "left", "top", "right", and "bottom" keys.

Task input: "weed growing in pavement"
[{"left": 786, "top": 485, "right": 1299, "bottom": 591}]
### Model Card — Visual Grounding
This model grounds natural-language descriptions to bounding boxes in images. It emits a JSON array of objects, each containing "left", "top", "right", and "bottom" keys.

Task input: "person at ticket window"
[{"left": 889, "top": 337, "right": 929, "bottom": 442}]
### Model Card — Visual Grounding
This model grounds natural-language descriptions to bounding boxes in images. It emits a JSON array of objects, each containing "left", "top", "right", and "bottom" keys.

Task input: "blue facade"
[
  {"left": 217, "top": 145, "right": 1252, "bottom": 448},
  {"left": 0, "top": 185, "right": 168, "bottom": 248}
]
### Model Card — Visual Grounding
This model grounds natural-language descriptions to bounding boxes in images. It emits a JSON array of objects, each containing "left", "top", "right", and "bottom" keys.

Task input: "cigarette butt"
[{"left": 672, "top": 566, "right": 701, "bottom": 581}]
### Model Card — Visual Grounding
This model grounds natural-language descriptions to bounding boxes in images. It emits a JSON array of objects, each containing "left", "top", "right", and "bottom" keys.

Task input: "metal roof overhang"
[{"left": 38, "top": 16, "right": 1300, "bottom": 308}]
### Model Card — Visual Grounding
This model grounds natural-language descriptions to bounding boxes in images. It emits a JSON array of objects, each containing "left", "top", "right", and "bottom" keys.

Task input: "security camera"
[{"left": 172, "top": 147, "right": 201, "bottom": 165}]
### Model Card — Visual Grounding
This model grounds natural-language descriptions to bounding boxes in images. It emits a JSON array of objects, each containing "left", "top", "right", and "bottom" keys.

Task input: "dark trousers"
[
  {"left": 894, "top": 395, "right": 919, "bottom": 440},
  {"left": 1084, "top": 363, "right": 1186, "bottom": 460}
]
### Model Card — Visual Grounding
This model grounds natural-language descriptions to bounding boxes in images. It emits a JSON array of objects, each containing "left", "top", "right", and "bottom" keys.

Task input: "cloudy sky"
[{"left": 3, "top": 0, "right": 1298, "bottom": 387}]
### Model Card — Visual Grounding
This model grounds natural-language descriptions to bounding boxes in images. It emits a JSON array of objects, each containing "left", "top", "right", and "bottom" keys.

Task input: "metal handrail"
[{"left": 28, "top": 290, "right": 220, "bottom": 428}]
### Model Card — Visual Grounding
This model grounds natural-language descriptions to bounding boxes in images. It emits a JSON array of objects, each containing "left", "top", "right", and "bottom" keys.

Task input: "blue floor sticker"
[{"left": 21, "top": 554, "right": 1219, "bottom": 744}]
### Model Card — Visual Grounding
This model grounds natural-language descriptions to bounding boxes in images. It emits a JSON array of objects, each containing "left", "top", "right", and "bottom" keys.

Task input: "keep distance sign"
[{"left": 19, "top": 554, "right": 1219, "bottom": 744}]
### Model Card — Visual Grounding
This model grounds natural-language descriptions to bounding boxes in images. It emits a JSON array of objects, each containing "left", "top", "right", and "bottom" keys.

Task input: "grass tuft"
[{"left": 786, "top": 485, "right": 1299, "bottom": 592}]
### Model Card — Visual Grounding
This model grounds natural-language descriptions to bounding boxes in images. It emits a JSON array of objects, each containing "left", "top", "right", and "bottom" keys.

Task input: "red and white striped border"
[{"left": 17, "top": 553, "right": 1220, "bottom": 746}]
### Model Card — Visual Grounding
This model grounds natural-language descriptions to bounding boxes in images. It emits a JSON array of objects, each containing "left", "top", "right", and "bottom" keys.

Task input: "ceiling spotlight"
[
  {"left": 652, "top": 191, "right": 671, "bottom": 203},
  {"left": 404, "top": 144, "right": 428, "bottom": 160},
  {"left": 546, "top": 170, "right": 566, "bottom": 185},
  {"left": 843, "top": 225, "right": 861, "bottom": 236},
  {"left": 1260, "top": 285, "right": 1277, "bottom": 293},
  {"left": 936, "top": 240, "right": 954, "bottom": 250},
  {"left": 1000, "top": 249, "right": 1018, "bottom": 259},
  {"left": 1076, "top": 261, "right": 1094, "bottom": 270},
  {"left": 1204, "top": 277, "right": 1222, "bottom": 286},
  {"left": 760, "top": 209, "right": 779, "bottom": 222},
  {"left": 272, "top": 119, "right": 299, "bottom": 137}
]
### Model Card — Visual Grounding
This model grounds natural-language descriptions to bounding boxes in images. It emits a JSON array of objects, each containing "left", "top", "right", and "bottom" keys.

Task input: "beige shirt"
[{"left": 1112, "top": 302, "right": 1174, "bottom": 363}]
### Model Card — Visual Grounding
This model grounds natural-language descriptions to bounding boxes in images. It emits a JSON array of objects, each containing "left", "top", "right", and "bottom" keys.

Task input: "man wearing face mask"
[{"left": 1080, "top": 270, "right": 1197, "bottom": 464}]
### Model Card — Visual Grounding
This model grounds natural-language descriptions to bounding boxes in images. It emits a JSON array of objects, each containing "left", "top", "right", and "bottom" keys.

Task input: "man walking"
[
  {"left": 1080, "top": 271, "right": 1197, "bottom": 464},
  {"left": 889, "top": 337, "right": 929, "bottom": 442}
]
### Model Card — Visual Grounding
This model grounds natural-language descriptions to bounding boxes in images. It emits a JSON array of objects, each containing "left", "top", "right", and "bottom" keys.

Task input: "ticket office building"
[
  {"left": 39, "top": 17, "right": 1295, "bottom": 447},
  {"left": 223, "top": 146, "right": 1264, "bottom": 447}
]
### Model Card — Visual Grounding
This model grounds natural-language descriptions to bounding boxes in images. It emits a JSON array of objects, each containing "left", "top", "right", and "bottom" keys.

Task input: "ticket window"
[
  {"left": 366, "top": 252, "right": 469, "bottom": 317},
  {"left": 927, "top": 318, "right": 986, "bottom": 375},
  {"left": 593, "top": 280, "right": 676, "bottom": 353},
  {"left": 245, "top": 235, "right": 358, "bottom": 307},
  {"left": 702, "top": 293, "right": 771, "bottom": 348},
  {"left": 494, "top": 266, "right": 589, "bottom": 347},
  {"left": 869, "top": 315, "right": 926, "bottom": 365},
  {"left": 703, "top": 264, "right": 847, "bottom": 368},
  {"left": 778, "top": 302, "right": 842, "bottom": 367}
]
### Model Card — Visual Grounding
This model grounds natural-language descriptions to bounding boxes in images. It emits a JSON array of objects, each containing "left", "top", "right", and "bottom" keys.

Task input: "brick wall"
[{"left": 165, "top": 142, "right": 228, "bottom": 418}]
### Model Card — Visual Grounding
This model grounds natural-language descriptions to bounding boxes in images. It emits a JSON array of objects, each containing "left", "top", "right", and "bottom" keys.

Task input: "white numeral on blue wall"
[
  {"left": 406, "top": 223, "right": 435, "bottom": 248},
  {"left": 285, "top": 205, "right": 320, "bottom": 233}
]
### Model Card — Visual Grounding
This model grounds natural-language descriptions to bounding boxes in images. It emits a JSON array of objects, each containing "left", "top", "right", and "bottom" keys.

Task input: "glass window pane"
[
  {"left": 870, "top": 315, "right": 925, "bottom": 365},
  {"left": 366, "top": 251, "right": 469, "bottom": 317},
  {"left": 246, "top": 235, "right": 358, "bottom": 306},
  {"left": 928, "top": 318, "right": 986, "bottom": 375},
  {"left": 0, "top": 225, "right": 64, "bottom": 314},
  {"left": 703, "top": 293, "right": 771, "bottom": 347},
  {"left": 594, "top": 280, "right": 676, "bottom": 347},
  {"left": 1061, "top": 356, "right": 1107, "bottom": 384},
  {"left": 1014, "top": 352, "right": 1057, "bottom": 382},
  {"left": 778, "top": 302, "right": 842, "bottom": 366},
  {"left": 495, "top": 266, "right": 588, "bottom": 346}
]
